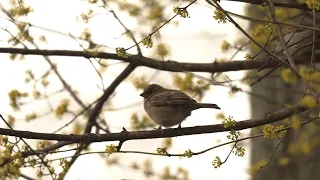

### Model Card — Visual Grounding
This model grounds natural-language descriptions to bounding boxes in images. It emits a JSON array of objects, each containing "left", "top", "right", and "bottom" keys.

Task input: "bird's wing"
[{"left": 149, "top": 90, "right": 196, "bottom": 107}]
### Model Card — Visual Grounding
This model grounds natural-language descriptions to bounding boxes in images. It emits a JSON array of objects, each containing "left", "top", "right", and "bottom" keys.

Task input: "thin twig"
[
  {"left": 0, "top": 115, "right": 55, "bottom": 180},
  {"left": 267, "top": 0, "right": 320, "bottom": 102},
  {"left": 125, "top": 0, "right": 198, "bottom": 50}
]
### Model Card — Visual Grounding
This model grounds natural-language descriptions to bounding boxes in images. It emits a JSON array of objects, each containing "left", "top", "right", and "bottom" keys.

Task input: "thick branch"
[
  {"left": 0, "top": 104, "right": 306, "bottom": 142},
  {"left": 0, "top": 48, "right": 318, "bottom": 73}
]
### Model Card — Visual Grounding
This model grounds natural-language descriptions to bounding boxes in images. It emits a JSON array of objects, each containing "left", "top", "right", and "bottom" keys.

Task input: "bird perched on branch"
[{"left": 140, "top": 84, "right": 221, "bottom": 128}]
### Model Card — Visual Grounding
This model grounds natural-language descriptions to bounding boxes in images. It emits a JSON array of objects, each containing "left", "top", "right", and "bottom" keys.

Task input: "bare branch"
[
  {"left": 0, "top": 48, "right": 318, "bottom": 73},
  {"left": 267, "top": 0, "right": 320, "bottom": 102},
  {"left": 223, "top": 0, "right": 309, "bottom": 10},
  {"left": 84, "top": 63, "right": 136, "bottom": 133},
  {"left": 0, "top": 104, "right": 307, "bottom": 142}
]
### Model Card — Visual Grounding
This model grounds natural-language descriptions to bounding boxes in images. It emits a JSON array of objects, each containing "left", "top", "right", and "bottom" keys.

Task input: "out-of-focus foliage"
[
  {"left": 160, "top": 166, "right": 190, "bottom": 180},
  {"left": 215, "top": 112, "right": 226, "bottom": 121},
  {"left": 131, "top": 75, "right": 149, "bottom": 90},
  {"left": 162, "top": 138, "right": 172, "bottom": 148},
  {"left": 36, "top": 140, "right": 53, "bottom": 149},
  {"left": 221, "top": 40, "right": 231, "bottom": 52},
  {"left": 305, "top": 0, "right": 320, "bottom": 10},
  {"left": 281, "top": 68, "right": 297, "bottom": 84},
  {"left": 246, "top": 5, "right": 300, "bottom": 51},
  {"left": 5, "top": 0, "right": 320, "bottom": 179},
  {"left": 155, "top": 43, "right": 170, "bottom": 57},
  {"left": 7, "top": 115, "right": 15, "bottom": 127},
  {"left": 8, "top": 90, "right": 28, "bottom": 111},
  {"left": 173, "top": 74, "right": 210, "bottom": 101},
  {"left": 130, "top": 112, "right": 156, "bottom": 130},
  {"left": 278, "top": 156, "right": 290, "bottom": 166},
  {"left": 250, "top": 159, "right": 268, "bottom": 175},
  {"left": 72, "top": 122, "right": 84, "bottom": 135},
  {"left": 25, "top": 112, "right": 37, "bottom": 122},
  {"left": 55, "top": 99, "right": 70, "bottom": 119}
]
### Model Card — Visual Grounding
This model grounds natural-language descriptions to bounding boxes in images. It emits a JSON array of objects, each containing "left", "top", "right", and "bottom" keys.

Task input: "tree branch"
[
  {"left": 267, "top": 0, "right": 320, "bottom": 102},
  {"left": 223, "top": 0, "right": 309, "bottom": 10},
  {"left": 0, "top": 104, "right": 307, "bottom": 142},
  {"left": 0, "top": 48, "right": 318, "bottom": 73},
  {"left": 84, "top": 63, "right": 136, "bottom": 133}
]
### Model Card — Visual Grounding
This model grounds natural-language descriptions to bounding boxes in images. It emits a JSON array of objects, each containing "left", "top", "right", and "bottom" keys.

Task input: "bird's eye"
[{"left": 147, "top": 88, "right": 153, "bottom": 93}]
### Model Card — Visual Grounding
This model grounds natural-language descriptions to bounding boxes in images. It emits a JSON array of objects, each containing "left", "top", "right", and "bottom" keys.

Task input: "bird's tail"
[{"left": 196, "top": 103, "right": 221, "bottom": 110}]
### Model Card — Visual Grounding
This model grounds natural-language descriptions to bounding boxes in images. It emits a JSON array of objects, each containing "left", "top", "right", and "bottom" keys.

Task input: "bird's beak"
[{"left": 140, "top": 92, "right": 146, "bottom": 97}]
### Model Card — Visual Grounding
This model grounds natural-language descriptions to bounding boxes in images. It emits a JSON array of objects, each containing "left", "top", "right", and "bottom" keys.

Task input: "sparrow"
[{"left": 140, "top": 84, "right": 221, "bottom": 128}]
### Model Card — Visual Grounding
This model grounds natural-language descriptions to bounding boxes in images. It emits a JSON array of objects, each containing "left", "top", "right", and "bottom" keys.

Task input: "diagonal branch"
[
  {"left": 0, "top": 5, "right": 87, "bottom": 109},
  {"left": 211, "top": 0, "right": 320, "bottom": 102},
  {"left": 267, "top": 0, "right": 320, "bottom": 102},
  {"left": 109, "top": 9, "right": 143, "bottom": 56},
  {"left": 224, "top": 9, "right": 320, "bottom": 32},
  {"left": 64, "top": 63, "right": 136, "bottom": 168},
  {"left": 223, "top": 0, "right": 309, "bottom": 10},
  {"left": 84, "top": 63, "right": 137, "bottom": 133}
]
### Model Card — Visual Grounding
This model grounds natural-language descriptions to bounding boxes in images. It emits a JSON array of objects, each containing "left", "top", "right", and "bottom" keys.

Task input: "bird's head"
[{"left": 140, "top": 84, "right": 166, "bottom": 98}]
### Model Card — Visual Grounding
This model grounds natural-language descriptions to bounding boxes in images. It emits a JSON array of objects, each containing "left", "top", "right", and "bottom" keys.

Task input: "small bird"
[{"left": 140, "top": 84, "right": 221, "bottom": 128}]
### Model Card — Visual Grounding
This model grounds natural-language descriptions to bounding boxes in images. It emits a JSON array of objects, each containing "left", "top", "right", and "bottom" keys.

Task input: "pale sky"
[{"left": 0, "top": 0, "right": 251, "bottom": 180}]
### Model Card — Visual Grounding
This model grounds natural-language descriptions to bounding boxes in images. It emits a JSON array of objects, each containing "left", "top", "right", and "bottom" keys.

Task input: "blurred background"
[{"left": 0, "top": 0, "right": 319, "bottom": 180}]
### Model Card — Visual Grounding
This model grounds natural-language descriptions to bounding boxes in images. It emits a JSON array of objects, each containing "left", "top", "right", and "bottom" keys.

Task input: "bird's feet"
[
  {"left": 158, "top": 126, "right": 163, "bottom": 135},
  {"left": 153, "top": 126, "right": 162, "bottom": 130},
  {"left": 153, "top": 126, "right": 163, "bottom": 135}
]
